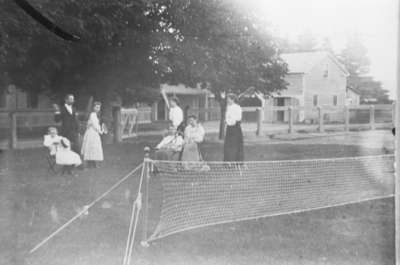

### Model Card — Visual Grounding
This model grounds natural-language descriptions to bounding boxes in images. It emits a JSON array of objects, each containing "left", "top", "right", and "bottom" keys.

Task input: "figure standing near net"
[
  {"left": 81, "top": 101, "right": 106, "bottom": 168},
  {"left": 168, "top": 97, "right": 184, "bottom": 133},
  {"left": 154, "top": 124, "right": 184, "bottom": 161},
  {"left": 224, "top": 93, "right": 244, "bottom": 162},
  {"left": 53, "top": 94, "right": 81, "bottom": 154},
  {"left": 181, "top": 115, "right": 206, "bottom": 169}
]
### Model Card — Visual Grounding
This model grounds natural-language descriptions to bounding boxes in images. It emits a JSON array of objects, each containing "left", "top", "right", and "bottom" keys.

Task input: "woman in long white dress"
[
  {"left": 81, "top": 101, "right": 105, "bottom": 168},
  {"left": 168, "top": 97, "right": 184, "bottom": 132},
  {"left": 181, "top": 115, "right": 206, "bottom": 170},
  {"left": 43, "top": 127, "right": 81, "bottom": 175}
]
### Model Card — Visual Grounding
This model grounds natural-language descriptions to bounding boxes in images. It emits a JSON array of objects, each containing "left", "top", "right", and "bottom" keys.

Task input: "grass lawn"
[{"left": 0, "top": 136, "right": 394, "bottom": 265}]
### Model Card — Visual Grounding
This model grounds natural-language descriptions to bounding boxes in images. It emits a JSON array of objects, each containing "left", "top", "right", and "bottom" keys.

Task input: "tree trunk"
[{"left": 219, "top": 98, "right": 227, "bottom": 140}]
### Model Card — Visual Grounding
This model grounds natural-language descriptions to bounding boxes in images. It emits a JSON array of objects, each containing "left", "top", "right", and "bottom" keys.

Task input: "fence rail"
[
  {"left": 187, "top": 104, "right": 395, "bottom": 136},
  {"left": 0, "top": 104, "right": 396, "bottom": 149}
]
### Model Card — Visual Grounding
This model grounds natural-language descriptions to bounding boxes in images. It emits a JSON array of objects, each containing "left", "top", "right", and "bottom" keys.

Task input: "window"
[
  {"left": 323, "top": 63, "right": 329, "bottom": 78},
  {"left": 313, "top": 95, "right": 318, "bottom": 106},
  {"left": 333, "top": 95, "right": 338, "bottom": 106},
  {"left": 276, "top": 98, "right": 285, "bottom": 107}
]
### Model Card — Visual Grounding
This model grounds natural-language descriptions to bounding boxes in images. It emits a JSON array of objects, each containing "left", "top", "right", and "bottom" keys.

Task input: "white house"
[
  {"left": 346, "top": 87, "right": 361, "bottom": 106},
  {"left": 264, "top": 51, "right": 350, "bottom": 123}
]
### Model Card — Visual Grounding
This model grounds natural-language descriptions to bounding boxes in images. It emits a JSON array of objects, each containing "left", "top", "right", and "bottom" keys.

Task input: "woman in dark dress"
[{"left": 223, "top": 93, "right": 244, "bottom": 161}]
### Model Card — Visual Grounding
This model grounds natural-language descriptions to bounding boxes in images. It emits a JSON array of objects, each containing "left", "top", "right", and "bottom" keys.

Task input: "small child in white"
[{"left": 43, "top": 127, "right": 82, "bottom": 175}]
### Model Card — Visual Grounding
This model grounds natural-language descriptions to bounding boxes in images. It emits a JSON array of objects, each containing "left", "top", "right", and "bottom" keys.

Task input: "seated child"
[
  {"left": 43, "top": 127, "right": 82, "bottom": 175},
  {"left": 154, "top": 125, "right": 184, "bottom": 161}
]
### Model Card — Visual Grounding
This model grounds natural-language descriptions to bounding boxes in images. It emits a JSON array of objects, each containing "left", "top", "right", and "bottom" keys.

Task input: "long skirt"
[
  {"left": 81, "top": 128, "right": 104, "bottom": 161},
  {"left": 181, "top": 142, "right": 201, "bottom": 162},
  {"left": 181, "top": 142, "right": 204, "bottom": 170},
  {"left": 56, "top": 148, "right": 82, "bottom": 166},
  {"left": 223, "top": 122, "right": 244, "bottom": 161}
]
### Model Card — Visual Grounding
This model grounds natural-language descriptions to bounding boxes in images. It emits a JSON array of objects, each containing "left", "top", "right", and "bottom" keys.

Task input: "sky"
[{"left": 233, "top": 0, "right": 398, "bottom": 99}]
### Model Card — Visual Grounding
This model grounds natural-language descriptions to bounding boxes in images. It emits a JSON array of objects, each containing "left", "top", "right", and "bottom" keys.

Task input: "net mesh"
[{"left": 146, "top": 155, "right": 394, "bottom": 242}]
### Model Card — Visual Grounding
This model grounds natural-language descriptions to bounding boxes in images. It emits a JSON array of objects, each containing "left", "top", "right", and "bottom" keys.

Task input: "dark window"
[
  {"left": 333, "top": 95, "right": 338, "bottom": 106},
  {"left": 313, "top": 95, "right": 318, "bottom": 106},
  {"left": 323, "top": 63, "right": 329, "bottom": 78},
  {"left": 276, "top": 98, "right": 285, "bottom": 106}
]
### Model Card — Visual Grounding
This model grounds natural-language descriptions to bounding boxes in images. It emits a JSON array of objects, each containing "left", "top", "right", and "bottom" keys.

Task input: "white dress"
[
  {"left": 169, "top": 106, "right": 183, "bottom": 129},
  {"left": 81, "top": 112, "right": 104, "bottom": 161},
  {"left": 43, "top": 135, "right": 82, "bottom": 166}
]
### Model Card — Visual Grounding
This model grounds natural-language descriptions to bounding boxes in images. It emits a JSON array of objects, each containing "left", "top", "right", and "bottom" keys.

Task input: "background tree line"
[{"left": 0, "top": 0, "right": 390, "bottom": 130}]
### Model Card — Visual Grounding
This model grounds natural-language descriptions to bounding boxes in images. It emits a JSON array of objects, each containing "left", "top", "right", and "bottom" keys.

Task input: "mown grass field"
[{"left": 0, "top": 133, "right": 395, "bottom": 265}]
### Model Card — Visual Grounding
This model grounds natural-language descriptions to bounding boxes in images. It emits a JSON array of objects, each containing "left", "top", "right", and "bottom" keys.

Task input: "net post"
[
  {"left": 344, "top": 106, "right": 350, "bottom": 132},
  {"left": 256, "top": 107, "right": 262, "bottom": 136},
  {"left": 318, "top": 106, "right": 324, "bottom": 133},
  {"left": 288, "top": 106, "right": 294, "bottom": 134},
  {"left": 112, "top": 106, "right": 122, "bottom": 143},
  {"left": 140, "top": 146, "right": 151, "bottom": 247},
  {"left": 369, "top": 105, "right": 375, "bottom": 130}
]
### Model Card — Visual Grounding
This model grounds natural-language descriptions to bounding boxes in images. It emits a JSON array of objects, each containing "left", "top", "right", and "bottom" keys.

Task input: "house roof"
[
  {"left": 347, "top": 86, "right": 361, "bottom": 95},
  {"left": 160, "top": 84, "right": 210, "bottom": 95},
  {"left": 281, "top": 51, "right": 349, "bottom": 76}
]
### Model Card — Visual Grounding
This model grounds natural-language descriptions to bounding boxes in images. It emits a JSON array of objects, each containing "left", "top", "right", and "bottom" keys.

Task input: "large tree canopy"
[
  {"left": 148, "top": 0, "right": 288, "bottom": 137},
  {"left": 1, "top": 0, "right": 288, "bottom": 122},
  {"left": 1, "top": 0, "right": 162, "bottom": 105}
]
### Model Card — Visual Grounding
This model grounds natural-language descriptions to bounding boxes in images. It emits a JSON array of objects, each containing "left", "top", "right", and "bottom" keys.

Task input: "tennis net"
[{"left": 143, "top": 155, "right": 394, "bottom": 242}]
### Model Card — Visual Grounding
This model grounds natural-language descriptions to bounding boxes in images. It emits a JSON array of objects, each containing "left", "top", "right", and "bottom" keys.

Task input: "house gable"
[
  {"left": 304, "top": 54, "right": 348, "bottom": 107},
  {"left": 279, "top": 73, "right": 304, "bottom": 97}
]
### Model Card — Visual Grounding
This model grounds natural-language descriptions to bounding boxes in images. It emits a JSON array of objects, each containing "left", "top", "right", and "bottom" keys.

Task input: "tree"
[
  {"left": 149, "top": 0, "right": 288, "bottom": 138},
  {"left": 339, "top": 35, "right": 370, "bottom": 77},
  {"left": 295, "top": 30, "right": 318, "bottom": 52},
  {"left": 338, "top": 35, "right": 389, "bottom": 104},
  {"left": 2, "top": 0, "right": 288, "bottom": 138},
  {"left": 320, "top": 37, "right": 333, "bottom": 53},
  {"left": 1, "top": 0, "right": 162, "bottom": 105},
  {"left": 355, "top": 77, "right": 391, "bottom": 104}
]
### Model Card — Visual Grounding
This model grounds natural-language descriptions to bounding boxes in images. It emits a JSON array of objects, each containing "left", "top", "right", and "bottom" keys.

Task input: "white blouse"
[
  {"left": 169, "top": 106, "right": 183, "bottom": 128},
  {"left": 87, "top": 112, "right": 103, "bottom": 134},
  {"left": 184, "top": 124, "right": 205, "bottom": 143},
  {"left": 43, "top": 135, "right": 70, "bottom": 155},
  {"left": 225, "top": 103, "right": 242, "bottom": 126}
]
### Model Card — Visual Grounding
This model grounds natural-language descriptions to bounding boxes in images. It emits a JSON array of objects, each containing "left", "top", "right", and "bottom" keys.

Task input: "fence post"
[
  {"left": 392, "top": 102, "right": 396, "bottom": 127},
  {"left": 112, "top": 106, "right": 122, "bottom": 143},
  {"left": 369, "top": 105, "right": 375, "bottom": 130},
  {"left": 141, "top": 146, "right": 151, "bottom": 247},
  {"left": 9, "top": 112, "right": 17, "bottom": 149},
  {"left": 318, "top": 106, "right": 324, "bottom": 133},
  {"left": 288, "top": 106, "right": 294, "bottom": 134},
  {"left": 344, "top": 106, "right": 350, "bottom": 132},
  {"left": 256, "top": 107, "right": 262, "bottom": 136}
]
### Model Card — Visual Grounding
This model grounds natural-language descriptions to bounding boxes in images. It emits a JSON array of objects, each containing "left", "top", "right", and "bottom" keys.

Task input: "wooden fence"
[
  {"left": 0, "top": 106, "right": 153, "bottom": 149},
  {"left": 113, "top": 107, "right": 152, "bottom": 141},
  {"left": 0, "top": 104, "right": 395, "bottom": 149},
  {"left": 187, "top": 104, "right": 396, "bottom": 136}
]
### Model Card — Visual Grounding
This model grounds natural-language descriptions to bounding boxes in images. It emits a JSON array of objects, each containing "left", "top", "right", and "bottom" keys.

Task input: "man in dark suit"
[{"left": 53, "top": 94, "right": 81, "bottom": 154}]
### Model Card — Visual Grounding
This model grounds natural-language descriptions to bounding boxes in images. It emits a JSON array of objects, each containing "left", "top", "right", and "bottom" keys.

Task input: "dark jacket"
[{"left": 54, "top": 105, "right": 80, "bottom": 140}]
